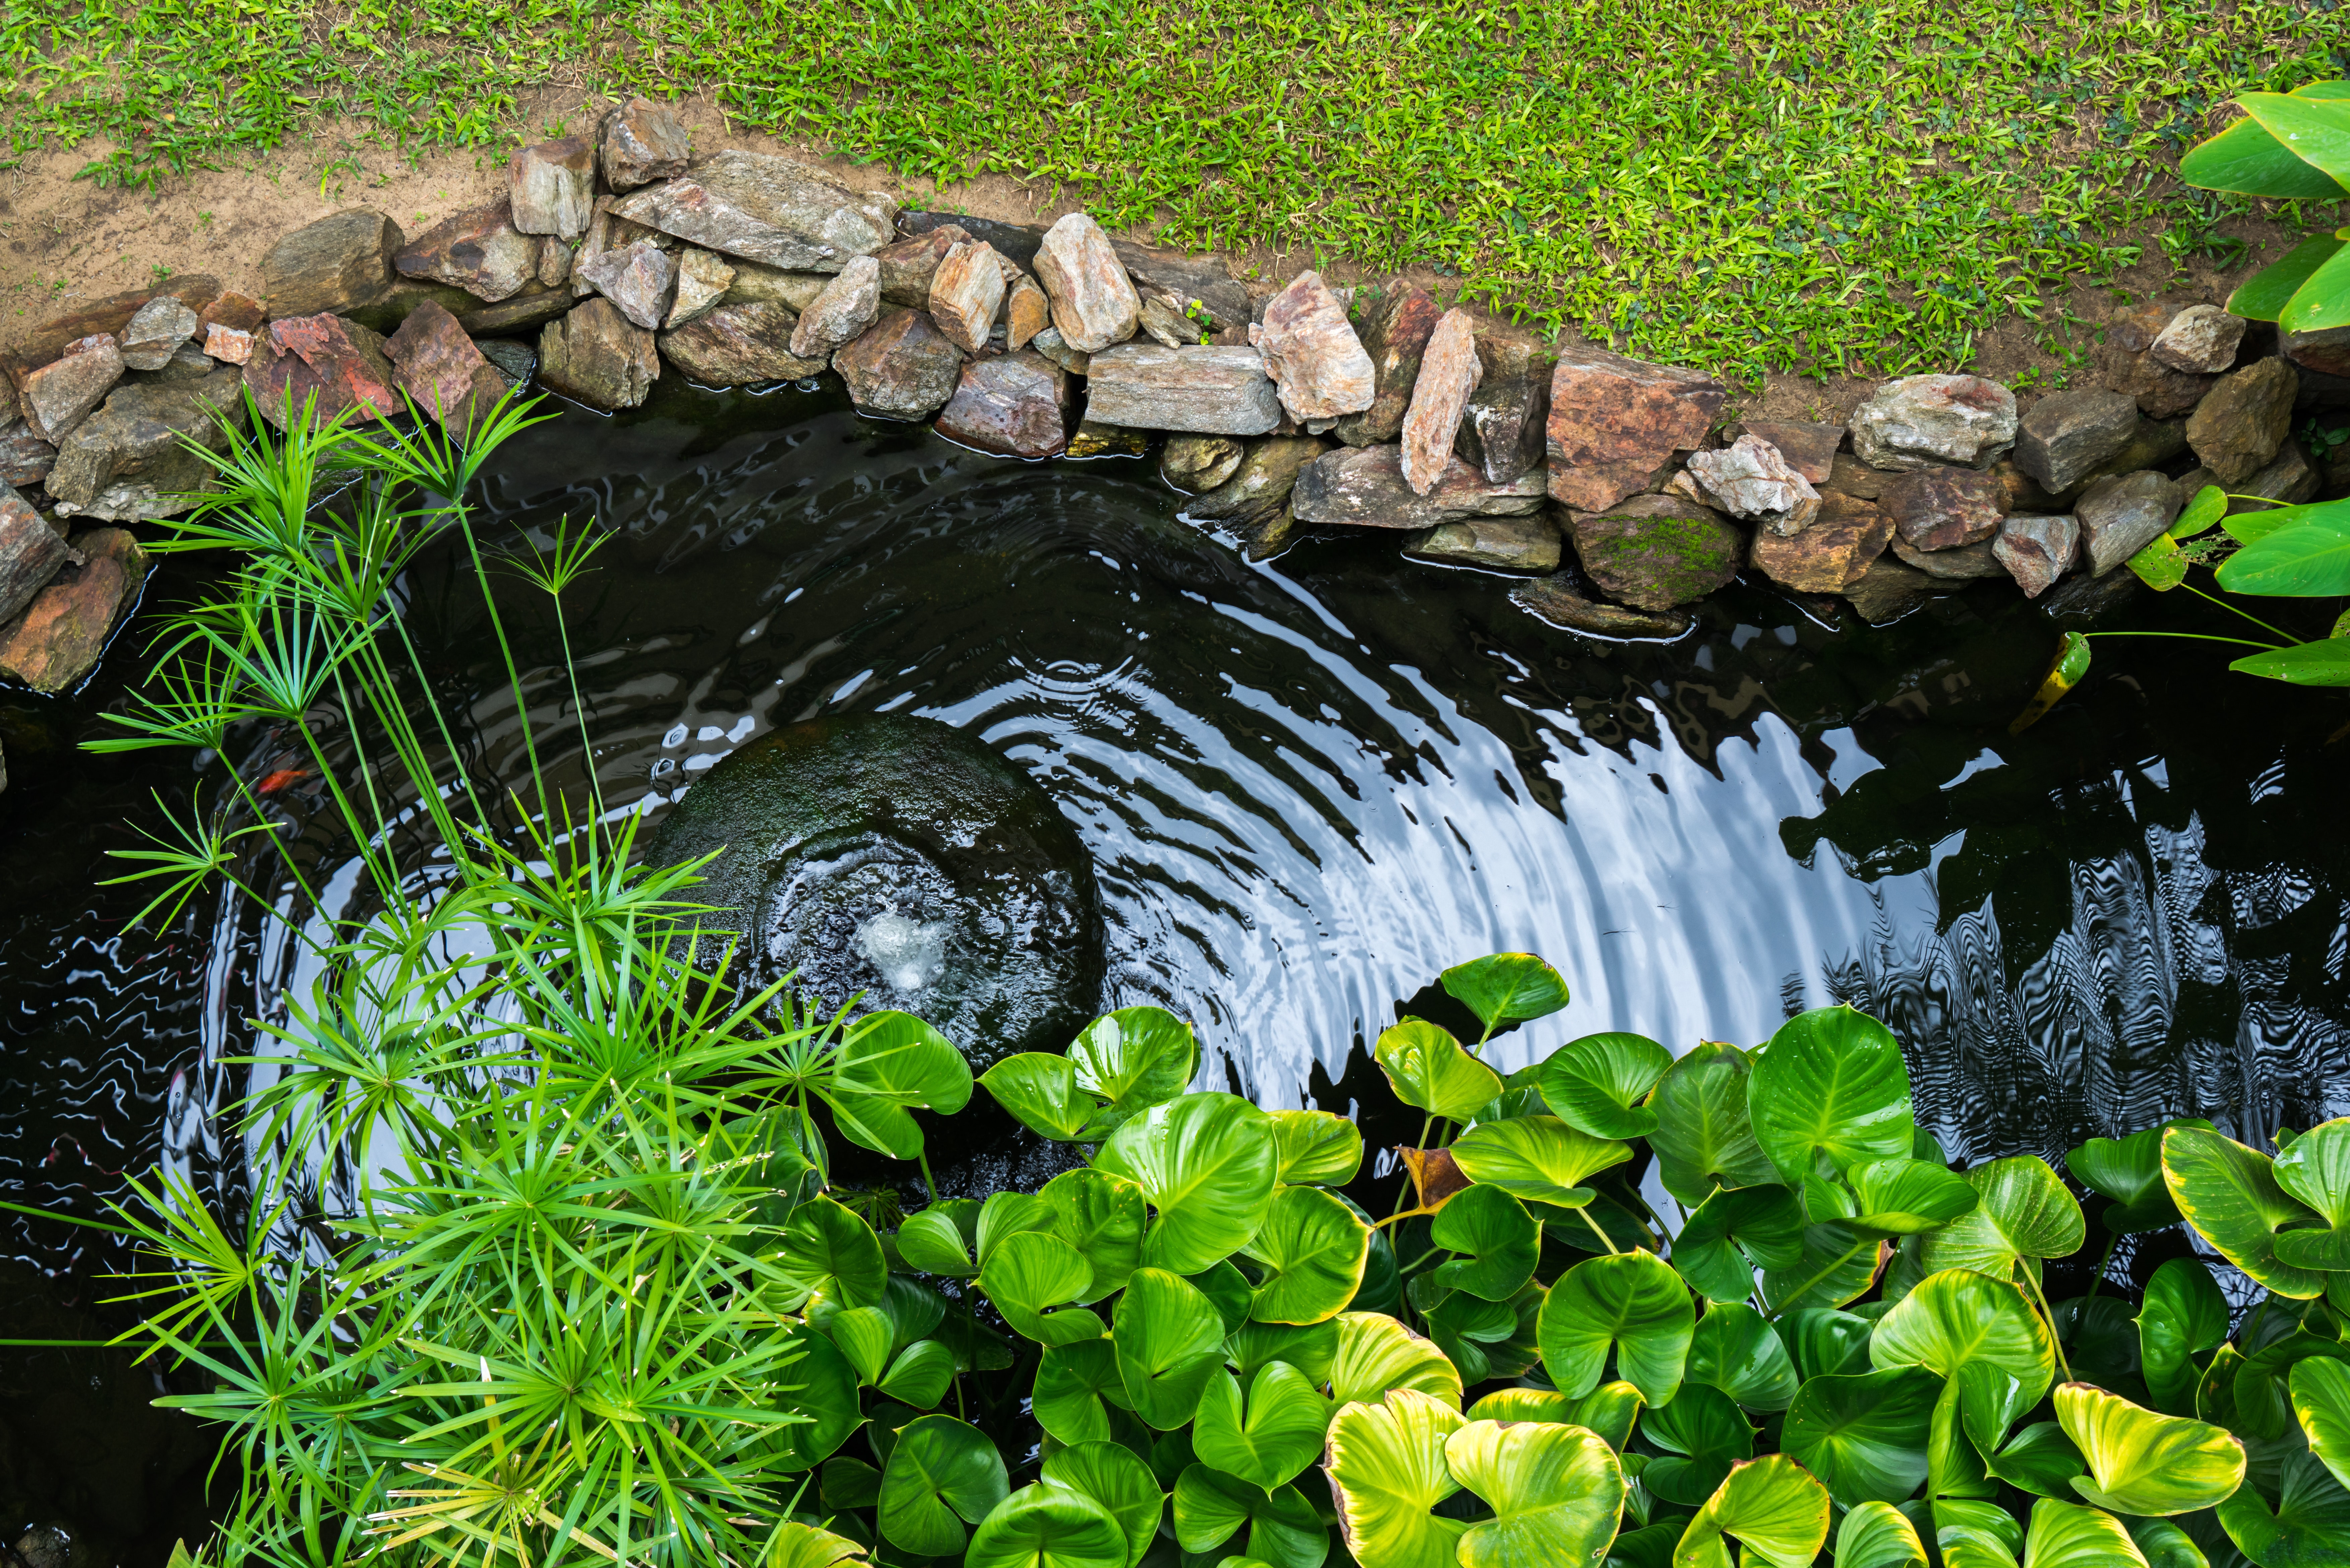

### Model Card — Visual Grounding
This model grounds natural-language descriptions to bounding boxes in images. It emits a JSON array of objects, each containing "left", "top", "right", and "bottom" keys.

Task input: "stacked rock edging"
[{"left": 2, "top": 96, "right": 2347, "bottom": 792}]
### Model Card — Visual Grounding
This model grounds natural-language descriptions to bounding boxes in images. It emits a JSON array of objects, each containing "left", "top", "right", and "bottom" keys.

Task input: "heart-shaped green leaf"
[
  {"left": 1782, "top": 1308, "right": 1874, "bottom": 1382},
  {"left": 1783, "top": 1366, "right": 1940, "bottom": 1505},
  {"left": 1173, "top": 1467, "right": 1325, "bottom": 1568},
  {"left": 1114, "top": 1267, "right": 1229, "bottom": 1429},
  {"left": 2162, "top": 1125, "right": 2326, "bottom": 1298},
  {"left": 1326, "top": 1388, "right": 1467, "bottom": 1568},
  {"left": 765, "top": 1521, "right": 870, "bottom": 1568},
  {"left": 770, "top": 1322, "right": 862, "bottom": 1469},
  {"left": 1095, "top": 1092, "right": 1278, "bottom": 1275},
  {"left": 2119, "top": 1517, "right": 2203, "bottom": 1568},
  {"left": 1538, "top": 1249, "right": 1694, "bottom": 1407},
  {"left": 1242, "top": 1184, "right": 1370, "bottom": 1324},
  {"left": 1870, "top": 1269, "right": 2054, "bottom": 1433},
  {"left": 2272, "top": 1118, "right": 2350, "bottom": 1266},
  {"left": 981, "top": 1052, "right": 1107, "bottom": 1142},
  {"left": 780, "top": 1195, "right": 888, "bottom": 1310},
  {"left": 2010, "top": 1498, "right": 2151, "bottom": 1568},
  {"left": 1748, "top": 1007, "right": 1915, "bottom": 1186},
  {"left": 878, "top": 1414, "right": 1009, "bottom": 1556},
  {"left": 1034, "top": 1338, "right": 1132, "bottom": 1445},
  {"left": 1040, "top": 1167, "right": 1148, "bottom": 1301},
  {"left": 2294, "top": 1356, "right": 2350, "bottom": 1492},
  {"left": 1647, "top": 1040, "right": 1780, "bottom": 1206},
  {"left": 898, "top": 1198, "right": 982, "bottom": 1277},
  {"left": 1538, "top": 1032, "right": 1672, "bottom": 1140},
  {"left": 1192, "top": 1361, "right": 1330, "bottom": 1490},
  {"left": 1452, "top": 1115, "right": 1630, "bottom": 1207},
  {"left": 981, "top": 1230, "right": 1103, "bottom": 1346},
  {"left": 967, "top": 1481, "right": 1130, "bottom": 1568},
  {"left": 880, "top": 1338, "right": 955, "bottom": 1409},
  {"left": 1445, "top": 1417, "right": 1626, "bottom": 1568},
  {"left": 1228, "top": 1319, "right": 1340, "bottom": 1386},
  {"left": 1328, "top": 1310, "right": 1462, "bottom": 1409},
  {"left": 1643, "top": 1382, "right": 1756, "bottom": 1505},
  {"left": 1430, "top": 1182, "right": 1540, "bottom": 1301},
  {"left": 827, "top": 1305, "right": 895, "bottom": 1384},
  {"left": 1916, "top": 1155, "right": 2085, "bottom": 1284},
  {"left": 1672, "top": 1184, "right": 1806, "bottom": 1302},
  {"left": 2057, "top": 1382, "right": 2246, "bottom": 1516},
  {"left": 1980, "top": 1421, "right": 2088, "bottom": 1499},
  {"left": 2069, "top": 1120, "right": 2211, "bottom": 1232},
  {"left": 1834, "top": 1500, "right": 1927, "bottom": 1568},
  {"left": 1686, "top": 1301, "right": 1800, "bottom": 1413},
  {"left": 1375, "top": 1020, "right": 1504, "bottom": 1121},
  {"left": 828, "top": 1009, "right": 974, "bottom": 1157},
  {"left": 1672, "top": 1453, "right": 1832, "bottom": 1568},
  {"left": 1441, "top": 953, "right": 1570, "bottom": 1035},
  {"left": 1757, "top": 1221, "right": 1886, "bottom": 1315},
  {"left": 1847, "top": 1158, "right": 1980, "bottom": 1237},
  {"left": 978, "top": 1190, "right": 1059, "bottom": 1265},
  {"left": 2219, "top": 1448, "right": 2350, "bottom": 1567},
  {"left": 1267, "top": 1110, "right": 1363, "bottom": 1186},
  {"left": 1039, "top": 1440, "right": 1163, "bottom": 1568},
  {"left": 2139, "top": 1258, "right": 2229, "bottom": 1416},
  {"left": 1068, "top": 1007, "right": 1197, "bottom": 1127}
]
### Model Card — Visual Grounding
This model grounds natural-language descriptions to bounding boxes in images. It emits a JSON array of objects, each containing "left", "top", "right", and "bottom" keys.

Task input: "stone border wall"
[{"left": 2, "top": 96, "right": 2348, "bottom": 788}]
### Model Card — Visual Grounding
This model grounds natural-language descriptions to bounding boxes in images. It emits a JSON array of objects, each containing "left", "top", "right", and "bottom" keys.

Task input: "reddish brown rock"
[
  {"left": 1992, "top": 514, "right": 2079, "bottom": 598},
  {"left": 1545, "top": 347, "right": 1727, "bottom": 512},
  {"left": 0, "top": 424, "right": 56, "bottom": 487},
  {"left": 540, "top": 300, "right": 660, "bottom": 410},
  {"left": 244, "top": 314, "right": 402, "bottom": 429},
  {"left": 1250, "top": 270, "right": 1375, "bottom": 423},
  {"left": 395, "top": 199, "right": 539, "bottom": 304},
  {"left": 600, "top": 97, "right": 694, "bottom": 192},
  {"left": 0, "top": 481, "right": 72, "bottom": 625},
  {"left": 1890, "top": 536, "right": 2004, "bottom": 579},
  {"left": 934, "top": 351, "right": 1071, "bottom": 458},
  {"left": 660, "top": 301, "right": 826, "bottom": 385},
  {"left": 385, "top": 302, "right": 512, "bottom": 433},
  {"left": 833, "top": 307, "right": 965, "bottom": 419},
  {"left": 578, "top": 239, "right": 678, "bottom": 331},
  {"left": 0, "top": 526, "right": 147, "bottom": 694},
  {"left": 1750, "top": 492, "right": 1892, "bottom": 591},
  {"left": 22, "top": 336, "right": 125, "bottom": 442},
  {"left": 1292, "top": 443, "right": 1544, "bottom": 529},
  {"left": 1878, "top": 466, "right": 2005, "bottom": 551},
  {"left": 13, "top": 277, "right": 223, "bottom": 364},
  {"left": 199, "top": 292, "right": 265, "bottom": 335},
  {"left": 1005, "top": 275, "right": 1051, "bottom": 351},
  {"left": 1731, "top": 418, "right": 1840, "bottom": 485},
  {"left": 2186, "top": 357, "right": 2297, "bottom": 485},
  {"left": 1334, "top": 283, "right": 1442, "bottom": 447},
  {"left": 929, "top": 241, "right": 1006, "bottom": 354},
  {"left": 1825, "top": 452, "right": 1891, "bottom": 501},
  {"left": 1401, "top": 310, "right": 1482, "bottom": 496},
  {"left": 509, "top": 136, "right": 596, "bottom": 241},
  {"left": 1033, "top": 213, "right": 1139, "bottom": 354},
  {"left": 1845, "top": 559, "right": 1944, "bottom": 623},
  {"left": 2283, "top": 324, "right": 2350, "bottom": 380},
  {"left": 876, "top": 225, "right": 971, "bottom": 307},
  {"left": 262, "top": 209, "right": 401, "bottom": 319}
]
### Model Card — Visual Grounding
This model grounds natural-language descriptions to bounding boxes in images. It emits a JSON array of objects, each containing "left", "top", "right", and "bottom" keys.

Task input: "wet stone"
[
  {"left": 1064, "top": 420, "right": 1149, "bottom": 459},
  {"left": 0, "top": 526, "right": 147, "bottom": 694},
  {"left": 833, "top": 307, "right": 965, "bottom": 419},
  {"left": 1404, "top": 515, "right": 1561, "bottom": 574},
  {"left": 1749, "top": 491, "right": 1893, "bottom": 592},
  {"left": 1032, "top": 213, "right": 1139, "bottom": 354},
  {"left": 454, "top": 288, "right": 576, "bottom": 338},
  {"left": 1333, "top": 282, "right": 1441, "bottom": 447},
  {"left": 1187, "top": 436, "right": 1328, "bottom": 526},
  {"left": 1561, "top": 494, "right": 1744, "bottom": 610},
  {"left": 1291, "top": 443, "right": 1545, "bottom": 529},
  {"left": 933, "top": 350, "right": 1071, "bottom": 459},
  {"left": 261, "top": 208, "right": 400, "bottom": 318},
  {"left": 0, "top": 481, "right": 72, "bottom": 624},
  {"left": 1084, "top": 344, "right": 1281, "bottom": 436},
  {"left": 2077, "top": 470, "right": 2184, "bottom": 575},
  {"left": 1879, "top": 465, "right": 2006, "bottom": 551},
  {"left": 395, "top": 199, "right": 540, "bottom": 303},
  {"left": 1844, "top": 558, "right": 1943, "bottom": 624},
  {"left": 600, "top": 97, "right": 694, "bottom": 192},
  {"left": 539, "top": 299, "right": 660, "bottom": 411},
  {"left": 1161, "top": 435, "right": 1245, "bottom": 496},
  {"left": 478, "top": 338, "right": 537, "bottom": 389},
  {"left": 660, "top": 301, "right": 824, "bottom": 386},
  {"left": 1250, "top": 270, "right": 1375, "bottom": 423},
  {"left": 1402, "top": 309, "right": 1482, "bottom": 496},
  {"left": 1511, "top": 575, "right": 1692, "bottom": 638},
  {"left": 1849, "top": 373, "right": 2018, "bottom": 470},
  {"left": 1890, "top": 535, "right": 2005, "bottom": 579},
  {"left": 2016, "top": 388, "right": 2140, "bottom": 493},
  {"left": 1545, "top": 345, "right": 1727, "bottom": 512},
  {"left": 1993, "top": 513, "right": 2079, "bottom": 599},
  {"left": 2185, "top": 357, "right": 2297, "bottom": 485},
  {"left": 1454, "top": 335, "right": 1553, "bottom": 486}
]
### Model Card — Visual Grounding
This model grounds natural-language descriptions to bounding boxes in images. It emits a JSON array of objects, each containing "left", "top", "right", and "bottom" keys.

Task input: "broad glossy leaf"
[
  {"left": 1835, "top": 1501, "right": 1928, "bottom": 1568},
  {"left": 1431, "top": 1182, "right": 1540, "bottom": 1301},
  {"left": 831, "top": 1009, "right": 974, "bottom": 1155},
  {"left": 1748, "top": 1006, "right": 1915, "bottom": 1186},
  {"left": 1268, "top": 1110, "right": 1363, "bottom": 1186},
  {"left": 1113, "top": 1267, "right": 1228, "bottom": 1429},
  {"left": 2215, "top": 512, "right": 2350, "bottom": 599},
  {"left": 2231, "top": 639, "right": 2350, "bottom": 687},
  {"left": 1871, "top": 1269, "right": 2055, "bottom": 1431},
  {"left": 2238, "top": 93, "right": 2350, "bottom": 185},
  {"left": 981, "top": 1230, "right": 1102, "bottom": 1346},
  {"left": 878, "top": 1414, "right": 1009, "bottom": 1555},
  {"left": 828, "top": 1305, "right": 895, "bottom": 1384},
  {"left": 1539, "top": 1249, "right": 1695, "bottom": 1406},
  {"left": 2130, "top": 529, "right": 2191, "bottom": 591},
  {"left": 2171, "top": 488, "right": 2229, "bottom": 542},
  {"left": 1068, "top": 1007, "right": 1196, "bottom": 1119},
  {"left": 1686, "top": 1302, "right": 1801, "bottom": 1413},
  {"left": 1170, "top": 1472, "right": 1325, "bottom": 1568},
  {"left": 2272, "top": 1118, "right": 2350, "bottom": 1266},
  {"left": 1671, "top": 1453, "right": 1832, "bottom": 1568},
  {"left": 2011, "top": 631, "right": 2091, "bottom": 734},
  {"left": 2057, "top": 1382, "right": 2247, "bottom": 1516},
  {"left": 1917, "top": 1157, "right": 2085, "bottom": 1283},
  {"left": 2016, "top": 1498, "right": 2151, "bottom": 1568},
  {"left": 772, "top": 1322, "right": 863, "bottom": 1469},
  {"left": 1848, "top": 1158, "right": 1981, "bottom": 1237},
  {"left": 1034, "top": 1338, "right": 1131, "bottom": 1445},
  {"left": 1228, "top": 1319, "right": 1339, "bottom": 1386},
  {"left": 1468, "top": 1386, "right": 1579, "bottom": 1423},
  {"left": 1441, "top": 953, "right": 1571, "bottom": 1034},
  {"left": 2070, "top": 1120, "right": 2211, "bottom": 1233},
  {"left": 899, "top": 1198, "right": 982, "bottom": 1277},
  {"left": 2293, "top": 1356, "right": 2350, "bottom": 1491},
  {"left": 2283, "top": 242, "right": 2350, "bottom": 334},
  {"left": 2235, "top": 232, "right": 2350, "bottom": 320},
  {"left": 967, "top": 1481, "right": 1129, "bottom": 1568},
  {"left": 1648, "top": 1041, "right": 1780, "bottom": 1206},
  {"left": 1190, "top": 1259, "right": 1255, "bottom": 1334},
  {"left": 2122, "top": 1517, "right": 2209, "bottom": 1568},
  {"left": 1326, "top": 1388, "right": 1467, "bottom": 1568},
  {"left": 2162, "top": 1125, "right": 2326, "bottom": 1298},
  {"left": 2141, "top": 1258, "right": 2232, "bottom": 1416},
  {"left": 979, "top": 1190, "right": 1059, "bottom": 1265},
  {"left": 1980, "top": 1420, "right": 2087, "bottom": 1499},
  {"left": 781, "top": 1196, "right": 888, "bottom": 1310},
  {"left": 1243, "top": 1183, "right": 1370, "bottom": 1324},
  {"left": 1192, "top": 1361, "right": 1330, "bottom": 1490},
  {"left": 765, "top": 1522, "right": 870, "bottom": 1568},
  {"left": 1757, "top": 1221, "right": 1885, "bottom": 1314},
  {"left": 981, "top": 1053, "right": 1105, "bottom": 1141},
  {"left": 1452, "top": 1115, "right": 1631, "bottom": 1207},
  {"left": 1039, "top": 1440, "right": 1163, "bottom": 1568},
  {"left": 1328, "top": 1310, "right": 1463, "bottom": 1409},
  {"left": 1539, "top": 1032, "right": 1673, "bottom": 1140},
  {"left": 1040, "top": 1167, "right": 1148, "bottom": 1301},
  {"left": 1672, "top": 1184, "right": 1806, "bottom": 1302},
  {"left": 1929, "top": 1374, "right": 1997, "bottom": 1502},
  {"left": 1644, "top": 1382, "right": 1756, "bottom": 1506},
  {"left": 1784, "top": 1367, "right": 1940, "bottom": 1505},
  {"left": 880, "top": 1338, "right": 955, "bottom": 1408},
  {"left": 2219, "top": 1448, "right": 2350, "bottom": 1567},
  {"left": 1095, "top": 1092, "right": 1278, "bottom": 1275},
  {"left": 1934, "top": 1498, "right": 2021, "bottom": 1560},
  {"left": 1375, "top": 1020, "right": 1504, "bottom": 1121},
  {"left": 1447, "top": 1418, "right": 1627, "bottom": 1568},
  {"left": 2181, "top": 114, "right": 2350, "bottom": 197},
  {"left": 1782, "top": 1308, "right": 1874, "bottom": 1382}
]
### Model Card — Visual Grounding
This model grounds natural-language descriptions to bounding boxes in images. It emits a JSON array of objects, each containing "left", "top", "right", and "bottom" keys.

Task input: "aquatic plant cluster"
[{"left": 53, "top": 394, "right": 2350, "bottom": 1568}]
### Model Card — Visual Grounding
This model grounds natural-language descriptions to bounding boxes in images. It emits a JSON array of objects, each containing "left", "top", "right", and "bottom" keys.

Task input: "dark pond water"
[{"left": 3, "top": 376, "right": 2348, "bottom": 1560}]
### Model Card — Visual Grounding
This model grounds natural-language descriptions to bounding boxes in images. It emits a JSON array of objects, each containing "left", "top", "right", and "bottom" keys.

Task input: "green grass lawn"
[{"left": 5, "top": 0, "right": 2345, "bottom": 381}]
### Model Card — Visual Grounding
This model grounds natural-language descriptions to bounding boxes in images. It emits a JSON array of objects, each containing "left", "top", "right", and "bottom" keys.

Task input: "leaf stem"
[
  {"left": 1572, "top": 1205, "right": 1622, "bottom": 1256},
  {"left": 2020, "top": 1262, "right": 2074, "bottom": 1383},
  {"left": 2085, "top": 631, "right": 2283, "bottom": 649}
]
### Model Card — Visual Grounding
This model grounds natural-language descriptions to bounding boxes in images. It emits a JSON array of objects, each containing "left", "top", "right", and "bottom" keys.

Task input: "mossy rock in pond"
[{"left": 648, "top": 713, "right": 1104, "bottom": 1068}]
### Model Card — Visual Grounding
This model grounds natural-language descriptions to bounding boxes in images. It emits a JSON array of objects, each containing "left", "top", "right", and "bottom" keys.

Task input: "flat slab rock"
[
  {"left": 540, "top": 299, "right": 660, "bottom": 411},
  {"left": 612, "top": 151, "right": 898, "bottom": 273},
  {"left": 1085, "top": 343, "right": 1281, "bottom": 436},
  {"left": 1731, "top": 418, "right": 1840, "bottom": 485},
  {"left": 1292, "top": 444, "right": 1544, "bottom": 529},
  {"left": 0, "top": 526, "right": 147, "bottom": 694},
  {"left": 1562, "top": 494, "right": 1745, "bottom": 610},
  {"left": 262, "top": 209, "right": 399, "bottom": 318},
  {"left": 1404, "top": 515, "right": 1560, "bottom": 574},
  {"left": 385, "top": 302, "right": 512, "bottom": 434},
  {"left": 1545, "top": 346, "right": 1726, "bottom": 513},
  {"left": 1749, "top": 493, "right": 1893, "bottom": 592},
  {"left": 934, "top": 350, "right": 1070, "bottom": 459},
  {"left": 245, "top": 314, "right": 402, "bottom": 429},
  {"left": 659, "top": 301, "right": 828, "bottom": 386},
  {"left": 1849, "top": 374, "right": 2017, "bottom": 471},
  {"left": 832, "top": 307, "right": 965, "bottom": 419},
  {"left": 0, "top": 481, "right": 72, "bottom": 625},
  {"left": 395, "top": 199, "right": 539, "bottom": 304},
  {"left": 49, "top": 378, "right": 249, "bottom": 521},
  {"left": 1510, "top": 576, "right": 1692, "bottom": 639}
]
